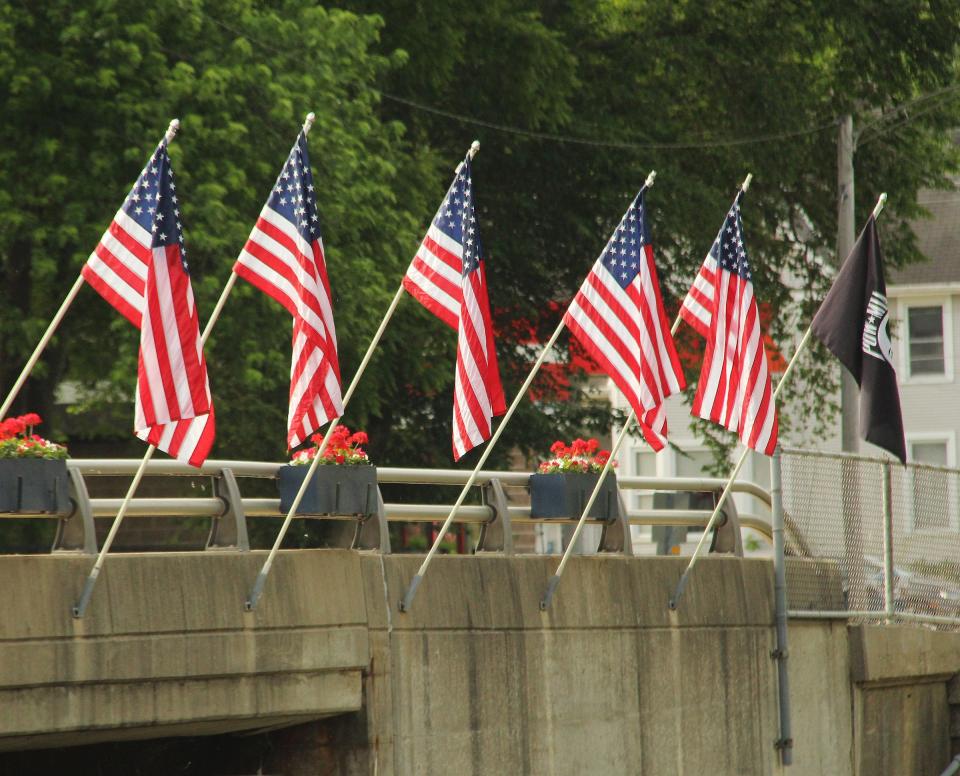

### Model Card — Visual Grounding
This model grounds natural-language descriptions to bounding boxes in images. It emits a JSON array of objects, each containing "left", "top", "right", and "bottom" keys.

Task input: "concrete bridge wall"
[{"left": 0, "top": 550, "right": 958, "bottom": 775}]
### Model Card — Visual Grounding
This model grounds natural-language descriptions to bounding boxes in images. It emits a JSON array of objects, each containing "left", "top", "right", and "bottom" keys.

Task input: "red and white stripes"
[
  {"left": 234, "top": 132, "right": 343, "bottom": 448},
  {"left": 565, "top": 242, "right": 685, "bottom": 452},
  {"left": 403, "top": 223, "right": 461, "bottom": 331}
]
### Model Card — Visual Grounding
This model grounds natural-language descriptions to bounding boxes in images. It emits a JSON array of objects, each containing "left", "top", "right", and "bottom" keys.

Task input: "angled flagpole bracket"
[{"left": 477, "top": 478, "right": 513, "bottom": 554}]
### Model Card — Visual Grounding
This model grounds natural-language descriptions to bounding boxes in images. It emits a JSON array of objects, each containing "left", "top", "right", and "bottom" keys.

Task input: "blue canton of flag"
[
  {"left": 600, "top": 191, "right": 651, "bottom": 289},
  {"left": 434, "top": 163, "right": 482, "bottom": 276},
  {"left": 266, "top": 134, "right": 322, "bottom": 243},
  {"left": 123, "top": 144, "right": 188, "bottom": 271},
  {"left": 711, "top": 195, "right": 753, "bottom": 283}
]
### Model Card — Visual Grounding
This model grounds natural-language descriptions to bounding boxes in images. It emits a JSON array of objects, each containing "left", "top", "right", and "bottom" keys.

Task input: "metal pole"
[
  {"left": 399, "top": 317, "right": 569, "bottom": 612},
  {"left": 244, "top": 284, "right": 403, "bottom": 611},
  {"left": 940, "top": 755, "right": 960, "bottom": 776},
  {"left": 72, "top": 116, "right": 257, "bottom": 618},
  {"left": 0, "top": 275, "right": 86, "bottom": 419},
  {"left": 542, "top": 174, "right": 756, "bottom": 609},
  {"left": 881, "top": 461, "right": 894, "bottom": 620},
  {"left": 73, "top": 263, "right": 241, "bottom": 618},
  {"left": 540, "top": 407, "right": 637, "bottom": 609},
  {"left": 3, "top": 117, "right": 187, "bottom": 422},
  {"left": 399, "top": 169, "right": 659, "bottom": 613},
  {"left": 245, "top": 140, "right": 482, "bottom": 610},
  {"left": 837, "top": 114, "right": 859, "bottom": 454},
  {"left": 541, "top": 303, "right": 691, "bottom": 608},
  {"left": 73, "top": 445, "right": 156, "bottom": 617},
  {"left": 669, "top": 326, "right": 814, "bottom": 609},
  {"left": 770, "top": 447, "right": 793, "bottom": 766}
]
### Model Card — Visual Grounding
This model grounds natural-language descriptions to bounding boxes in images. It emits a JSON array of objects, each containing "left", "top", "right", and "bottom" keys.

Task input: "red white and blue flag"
[
  {"left": 234, "top": 131, "right": 343, "bottom": 447},
  {"left": 83, "top": 138, "right": 215, "bottom": 466},
  {"left": 563, "top": 188, "right": 685, "bottom": 450},
  {"left": 680, "top": 192, "right": 778, "bottom": 454},
  {"left": 403, "top": 155, "right": 505, "bottom": 460}
]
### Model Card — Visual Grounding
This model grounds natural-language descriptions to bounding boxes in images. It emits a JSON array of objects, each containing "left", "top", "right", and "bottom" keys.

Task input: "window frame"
[
  {"left": 896, "top": 294, "right": 953, "bottom": 384},
  {"left": 904, "top": 432, "right": 958, "bottom": 532}
]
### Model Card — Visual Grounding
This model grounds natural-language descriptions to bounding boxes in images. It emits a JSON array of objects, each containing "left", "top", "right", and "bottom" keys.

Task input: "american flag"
[
  {"left": 563, "top": 189, "right": 685, "bottom": 451},
  {"left": 83, "top": 138, "right": 215, "bottom": 466},
  {"left": 680, "top": 192, "right": 778, "bottom": 455},
  {"left": 235, "top": 131, "right": 343, "bottom": 448},
  {"left": 403, "top": 155, "right": 505, "bottom": 460}
]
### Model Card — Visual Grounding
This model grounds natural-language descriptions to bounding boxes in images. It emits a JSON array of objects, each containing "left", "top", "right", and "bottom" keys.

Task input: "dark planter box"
[
  {"left": 0, "top": 458, "right": 70, "bottom": 515},
  {"left": 529, "top": 471, "right": 618, "bottom": 521},
  {"left": 278, "top": 464, "right": 378, "bottom": 516}
]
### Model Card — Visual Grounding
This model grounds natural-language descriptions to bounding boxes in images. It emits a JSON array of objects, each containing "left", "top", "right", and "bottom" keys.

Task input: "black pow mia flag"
[{"left": 810, "top": 216, "right": 906, "bottom": 463}]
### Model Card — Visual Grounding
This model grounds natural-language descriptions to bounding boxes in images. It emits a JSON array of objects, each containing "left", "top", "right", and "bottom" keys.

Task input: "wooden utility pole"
[{"left": 837, "top": 114, "right": 859, "bottom": 453}]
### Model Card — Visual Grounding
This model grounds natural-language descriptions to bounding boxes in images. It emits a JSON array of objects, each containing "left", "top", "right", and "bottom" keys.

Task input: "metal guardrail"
[
  {"left": 0, "top": 458, "right": 774, "bottom": 557},
  {"left": 13, "top": 450, "right": 959, "bottom": 631}
]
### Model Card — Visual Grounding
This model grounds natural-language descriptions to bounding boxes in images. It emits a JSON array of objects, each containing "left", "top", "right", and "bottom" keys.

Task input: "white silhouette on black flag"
[{"left": 810, "top": 216, "right": 906, "bottom": 463}]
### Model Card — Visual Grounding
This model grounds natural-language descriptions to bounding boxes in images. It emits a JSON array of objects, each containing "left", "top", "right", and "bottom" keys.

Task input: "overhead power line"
[
  {"left": 197, "top": 6, "right": 959, "bottom": 154},
  {"left": 376, "top": 91, "right": 840, "bottom": 150}
]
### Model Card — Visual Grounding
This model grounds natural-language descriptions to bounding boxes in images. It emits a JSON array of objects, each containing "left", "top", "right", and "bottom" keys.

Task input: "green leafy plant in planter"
[
  {"left": 278, "top": 426, "right": 377, "bottom": 516},
  {"left": 0, "top": 414, "right": 70, "bottom": 514},
  {"left": 530, "top": 438, "right": 619, "bottom": 520}
]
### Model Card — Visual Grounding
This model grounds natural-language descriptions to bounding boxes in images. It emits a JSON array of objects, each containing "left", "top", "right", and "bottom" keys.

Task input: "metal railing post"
[
  {"left": 770, "top": 447, "right": 793, "bottom": 765},
  {"left": 881, "top": 461, "right": 894, "bottom": 621}
]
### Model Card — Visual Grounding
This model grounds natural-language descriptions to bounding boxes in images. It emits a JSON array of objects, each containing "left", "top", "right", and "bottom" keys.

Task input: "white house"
[{"left": 889, "top": 187, "right": 960, "bottom": 472}]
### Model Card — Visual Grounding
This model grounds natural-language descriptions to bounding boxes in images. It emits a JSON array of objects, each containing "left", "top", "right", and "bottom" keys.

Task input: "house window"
[
  {"left": 634, "top": 449, "right": 657, "bottom": 510},
  {"left": 907, "top": 305, "right": 945, "bottom": 376},
  {"left": 908, "top": 439, "right": 952, "bottom": 531}
]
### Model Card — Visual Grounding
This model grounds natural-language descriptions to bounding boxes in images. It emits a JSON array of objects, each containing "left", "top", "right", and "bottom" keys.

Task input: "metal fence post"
[
  {"left": 770, "top": 447, "right": 793, "bottom": 766},
  {"left": 881, "top": 461, "right": 894, "bottom": 621}
]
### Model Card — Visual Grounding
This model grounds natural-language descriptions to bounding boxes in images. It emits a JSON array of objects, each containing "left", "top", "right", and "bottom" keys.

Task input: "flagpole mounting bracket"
[
  {"left": 52, "top": 466, "right": 97, "bottom": 556},
  {"left": 206, "top": 468, "right": 250, "bottom": 552},
  {"left": 477, "top": 478, "right": 513, "bottom": 554},
  {"left": 597, "top": 491, "right": 634, "bottom": 555}
]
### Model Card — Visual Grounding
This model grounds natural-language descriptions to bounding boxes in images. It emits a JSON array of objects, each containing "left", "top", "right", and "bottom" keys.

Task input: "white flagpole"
[
  {"left": 668, "top": 190, "right": 888, "bottom": 610},
  {"left": 245, "top": 141, "right": 481, "bottom": 610},
  {"left": 542, "top": 173, "right": 756, "bottom": 609},
  {"left": 398, "top": 170, "right": 659, "bottom": 613},
  {"left": 540, "top": 307, "right": 682, "bottom": 609},
  {"left": 1, "top": 122, "right": 190, "bottom": 421},
  {"left": 72, "top": 116, "right": 301, "bottom": 618}
]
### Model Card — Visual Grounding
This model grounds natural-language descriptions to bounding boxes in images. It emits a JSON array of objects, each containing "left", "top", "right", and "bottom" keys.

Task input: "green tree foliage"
[
  {"left": 1, "top": 0, "right": 959, "bottom": 477},
  {"left": 0, "top": 0, "right": 439, "bottom": 463},
  {"left": 336, "top": 0, "right": 960, "bottom": 466}
]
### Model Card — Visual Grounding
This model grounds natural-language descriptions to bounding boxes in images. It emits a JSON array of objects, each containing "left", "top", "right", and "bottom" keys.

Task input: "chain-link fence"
[{"left": 781, "top": 447, "right": 960, "bottom": 627}]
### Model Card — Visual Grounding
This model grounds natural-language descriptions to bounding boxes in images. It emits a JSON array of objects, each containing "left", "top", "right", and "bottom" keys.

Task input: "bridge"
[{"left": 1, "top": 452, "right": 959, "bottom": 775}]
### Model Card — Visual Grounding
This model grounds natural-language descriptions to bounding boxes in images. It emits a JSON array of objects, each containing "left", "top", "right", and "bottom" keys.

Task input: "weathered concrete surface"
[
  {"left": 850, "top": 624, "right": 960, "bottom": 684},
  {"left": 2, "top": 550, "right": 960, "bottom": 775},
  {"left": 786, "top": 621, "right": 854, "bottom": 775},
  {"left": 0, "top": 551, "right": 369, "bottom": 751},
  {"left": 855, "top": 683, "right": 949, "bottom": 776},
  {"left": 354, "top": 555, "right": 780, "bottom": 776},
  {"left": 849, "top": 625, "right": 960, "bottom": 776}
]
